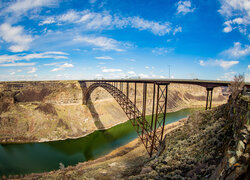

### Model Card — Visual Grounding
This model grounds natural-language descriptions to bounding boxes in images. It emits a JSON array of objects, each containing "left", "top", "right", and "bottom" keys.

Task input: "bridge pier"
[
  {"left": 205, "top": 87, "right": 213, "bottom": 110},
  {"left": 150, "top": 83, "right": 169, "bottom": 157}
]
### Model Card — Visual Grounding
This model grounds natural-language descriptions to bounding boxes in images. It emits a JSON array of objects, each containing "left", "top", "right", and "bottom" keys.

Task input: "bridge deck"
[{"left": 83, "top": 79, "right": 250, "bottom": 88}]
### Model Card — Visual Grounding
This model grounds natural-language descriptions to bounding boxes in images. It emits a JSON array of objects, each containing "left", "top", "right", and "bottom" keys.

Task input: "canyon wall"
[{"left": 0, "top": 81, "right": 227, "bottom": 143}]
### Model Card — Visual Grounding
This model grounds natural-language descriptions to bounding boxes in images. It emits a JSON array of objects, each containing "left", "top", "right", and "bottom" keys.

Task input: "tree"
[{"left": 228, "top": 74, "right": 245, "bottom": 101}]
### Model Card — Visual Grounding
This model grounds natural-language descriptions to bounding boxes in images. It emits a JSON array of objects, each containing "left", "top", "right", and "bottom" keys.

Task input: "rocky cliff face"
[
  {"left": 128, "top": 95, "right": 249, "bottom": 180},
  {"left": 0, "top": 81, "right": 227, "bottom": 143}
]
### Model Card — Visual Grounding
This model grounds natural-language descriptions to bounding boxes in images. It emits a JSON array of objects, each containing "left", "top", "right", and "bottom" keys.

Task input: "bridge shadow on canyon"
[{"left": 79, "top": 81, "right": 105, "bottom": 130}]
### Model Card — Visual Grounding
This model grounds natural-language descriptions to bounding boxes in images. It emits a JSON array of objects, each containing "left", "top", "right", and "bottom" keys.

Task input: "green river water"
[{"left": 0, "top": 108, "right": 199, "bottom": 176}]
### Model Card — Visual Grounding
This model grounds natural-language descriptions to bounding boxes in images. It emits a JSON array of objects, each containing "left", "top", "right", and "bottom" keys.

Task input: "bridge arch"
[{"left": 83, "top": 82, "right": 157, "bottom": 156}]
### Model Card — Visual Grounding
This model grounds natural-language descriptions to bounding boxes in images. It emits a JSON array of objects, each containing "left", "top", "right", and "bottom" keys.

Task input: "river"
[{"left": 0, "top": 108, "right": 199, "bottom": 176}]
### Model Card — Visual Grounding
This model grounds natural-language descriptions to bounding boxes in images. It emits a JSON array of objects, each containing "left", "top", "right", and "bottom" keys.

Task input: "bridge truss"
[
  {"left": 84, "top": 82, "right": 169, "bottom": 157},
  {"left": 83, "top": 79, "right": 249, "bottom": 157}
]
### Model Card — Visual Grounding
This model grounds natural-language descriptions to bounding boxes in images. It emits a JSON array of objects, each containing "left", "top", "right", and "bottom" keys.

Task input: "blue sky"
[{"left": 0, "top": 0, "right": 249, "bottom": 81}]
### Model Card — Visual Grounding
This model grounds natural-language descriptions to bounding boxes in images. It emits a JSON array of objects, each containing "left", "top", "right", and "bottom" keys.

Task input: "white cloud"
[
  {"left": 152, "top": 47, "right": 174, "bottom": 55},
  {"left": 40, "top": 10, "right": 178, "bottom": 36},
  {"left": 222, "top": 42, "right": 250, "bottom": 58},
  {"left": 0, "top": 54, "right": 20, "bottom": 63},
  {"left": 248, "top": 65, "right": 250, "bottom": 69},
  {"left": 10, "top": 72, "right": 15, "bottom": 75},
  {"left": 0, "top": 23, "right": 33, "bottom": 52},
  {"left": 58, "top": 10, "right": 80, "bottom": 22},
  {"left": 39, "top": 17, "right": 55, "bottom": 26},
  {"left": 0, "top": 52, "right": 68, "bottom": 64},
  {"left": 138, "top": 73, "right": 150, "bottom": 78},
  {"left": 51, "top": 63, "right": 74, "bottom": 72},
  {"left": 102, "top": 68, "right": 122, "bottom": 73},
  {"left": 127, "top": 71, "right": 136, "bottom": 75},
  {"left": 145, "top": 66, "right": 149, "bottom": 69},
  {"left": 95, "top": 56, "right": 113, "bottom": 60},
  {"left": 177, "top": 1, "right": 195, "bottom": 15},
  {"left": 218, "top": 0, "right": 250, "bottom": 17},
  {"left": 0, "top": 62, "right": 35, "bottom": 67},
  {"left": 129, "top": 17, "right": 171, "bottom": 36},
  {"left": 173, "top": 26, "right": 182, "bottom": 35},
  {"left": 219, "top": 0, "right": 250, "bottom": 34},
  {"left": 24, "top": 51, "right": 69, "bottom": 60},
  {"left": 6, "top": 0, "right": 57, "bottom": 13},
  {"left": 74, "top": 36, "right": 124, "bottom": 51},
  {"left": 223, "top": 20, "right": 233, "bottom": 32},
  {"left": 199, "top": 59, "right": 239, "bottom": 69},
  {"left": 84, "top": 12, "right": 113, "bottom": 30},
  {"left": 44, "top": 62, "right": 62, "bottom": 66},
  {"left": 27, "top": 67, "right": 37, "bottom": 73}
]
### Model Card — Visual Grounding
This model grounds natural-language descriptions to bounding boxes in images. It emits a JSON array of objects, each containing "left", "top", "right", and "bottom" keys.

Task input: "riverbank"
[{"left": 10, "top": 117, "right": 188, "bottom": 179}]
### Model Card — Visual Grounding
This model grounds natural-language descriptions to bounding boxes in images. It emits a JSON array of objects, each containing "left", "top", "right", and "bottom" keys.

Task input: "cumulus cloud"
[
  {"left": 199, "top": 59, "right": 239, "bottom": 69},
  {"left": 102, "top": 68, "right": 122, "bottom": 73},
  {"left": 0, "top": 23, "right": 33, "bottom": 52},
  {"left": 219, "top": 0, "right": 250, "bottom": 34},
  {"left": 222, "top": 42, "right": 250, "bottom": 58},
  {"left": 74, "top": 36, "right": 124, "bottom": 51},
  {"left": 176, "top": 1, "right": 195, "bottom": 15},
  {"left": 51, "top": 63, "right": 74, "bottom": 72},
  {"left": 95, "top": 56, "right": 113, "bottom": 60}
]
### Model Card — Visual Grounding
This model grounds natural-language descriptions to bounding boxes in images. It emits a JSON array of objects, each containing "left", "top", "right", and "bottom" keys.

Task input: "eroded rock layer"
[{"left": 0, "top": 81, "right": 227, "bottom": 143}]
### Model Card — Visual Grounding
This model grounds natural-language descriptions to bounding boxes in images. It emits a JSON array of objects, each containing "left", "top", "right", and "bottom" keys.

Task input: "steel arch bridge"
[
  {"left": 84, "top": 82, "right": 169, "bottom": 157},
  {"left": 82, "top": 79, "right": 250, "bottom": 157}
]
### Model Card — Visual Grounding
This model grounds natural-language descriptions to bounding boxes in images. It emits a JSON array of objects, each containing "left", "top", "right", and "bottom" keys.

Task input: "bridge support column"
[
  {"left": 206, "top": 87, "right": 213, "bottom": 110},
  {"left": 142, "top": 83, "right": 147, "bottom": 140},
  {"left": 150, "top": 83, "right": 169, "bottom": 157}
]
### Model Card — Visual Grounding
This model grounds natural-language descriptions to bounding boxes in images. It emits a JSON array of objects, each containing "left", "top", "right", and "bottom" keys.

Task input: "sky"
[{"left": 0, "top": 0, "right": 249, "bottom": 82}]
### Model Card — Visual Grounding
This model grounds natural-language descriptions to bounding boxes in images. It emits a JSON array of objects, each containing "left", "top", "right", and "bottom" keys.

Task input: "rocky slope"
[
  {"left": 128, "top": 95, "right": 249, "bottom": 180},
  {"left": 13, "top": 93, "right": 249, "bottom": 180},
  {"left": 0, "top": 81, "right": 227, "bottom": 143}
]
